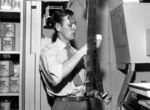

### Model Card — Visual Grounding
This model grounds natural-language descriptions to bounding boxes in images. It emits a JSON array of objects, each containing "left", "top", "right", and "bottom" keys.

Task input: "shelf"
[
  {"left": 0, "top": 9, "right": 20, "bottom": 13},
  {"left": 0, "top": 93, "right": 19, "bottom": 96},
  {"left": 129, "top": 83, "right": 150, "bottom": 98},
  {"left": 0, "top": 1, "right": 24, "bottom": 110},
  {"left": 0, "top": 51, "right": 20, "bottom": 54}
]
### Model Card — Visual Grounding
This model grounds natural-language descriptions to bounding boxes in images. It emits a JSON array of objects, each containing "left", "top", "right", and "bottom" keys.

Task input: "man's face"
[{"left": 59, "top": 15, "right": 77, "bottom": 43}]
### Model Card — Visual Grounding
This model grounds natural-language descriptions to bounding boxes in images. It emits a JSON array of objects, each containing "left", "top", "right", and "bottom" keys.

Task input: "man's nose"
[{"left": 72, "top": 24, "right": 77, "bottom": 30}]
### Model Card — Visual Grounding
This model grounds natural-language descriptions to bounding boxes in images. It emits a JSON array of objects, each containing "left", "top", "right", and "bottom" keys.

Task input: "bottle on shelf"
[
  {"left": 0, "top": 99, "right": 11, "bottom": 110},
  {"left": 0, "top": 96, "right": 19, "bottom": 110}
]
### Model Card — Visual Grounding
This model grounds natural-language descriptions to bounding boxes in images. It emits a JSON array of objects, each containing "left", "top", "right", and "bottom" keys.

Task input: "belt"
[{"left": 55, "top": 96, "right": 87, "bottom": 102}]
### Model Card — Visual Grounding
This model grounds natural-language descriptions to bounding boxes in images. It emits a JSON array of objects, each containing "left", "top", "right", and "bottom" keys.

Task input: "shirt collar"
[{"left": 56, "top": 38, "right": 70, "bottom": 51}]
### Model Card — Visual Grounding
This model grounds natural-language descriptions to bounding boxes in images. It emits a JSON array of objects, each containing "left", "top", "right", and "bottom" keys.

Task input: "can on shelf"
[
  {"left": 0, "top": 0, "right": 12, "bottom": 10},
  {"left": 4, "top": 23, "right": 15, "bottom": 37},
  {"left": 0, "top": 76, "right": 9, "bottom": 93},
  {"left": 0, "top": 61, "right": 11, "bottom": 77},
  {"left": 2, "top": 37, "right": 15, "bottom": 51},
  {"left": 0, "top": 100, "right": 11, "bottom": 110},
  {"left": 10, "top": 75, "right": 19, "bottom": 93}
]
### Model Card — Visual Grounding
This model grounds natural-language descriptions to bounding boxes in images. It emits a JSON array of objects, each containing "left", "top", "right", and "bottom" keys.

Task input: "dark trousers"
[{"left": 52, "top": 100, "right": 88, "bottom": 110}]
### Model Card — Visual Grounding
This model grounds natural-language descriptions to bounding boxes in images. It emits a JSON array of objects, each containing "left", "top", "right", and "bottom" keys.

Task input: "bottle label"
[
  {"left": 4, "top": 23, "right": 15, "bottom": 37},
  {"left": 2, "top": 37, "right": 15, "bottom": 51}
]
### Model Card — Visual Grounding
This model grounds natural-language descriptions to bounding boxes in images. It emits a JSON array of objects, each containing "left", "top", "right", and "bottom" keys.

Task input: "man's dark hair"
[
  {"left": 51, "top": 9, "right": 74, "bottom": 27},
  {"left": 51, "top": 9, "right": 74, "bottom": 42}
]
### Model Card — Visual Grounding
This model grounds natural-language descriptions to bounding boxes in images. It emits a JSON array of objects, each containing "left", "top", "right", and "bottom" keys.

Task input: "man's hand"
[
  {"left": 78, "top": 44, "right": 88, "bottom": 57},
  {"left": 99, "top": 91, "right": 112, "bottom": 105},
  {"left": 85, "top": 90, "right": 112, "bottom": 105}
]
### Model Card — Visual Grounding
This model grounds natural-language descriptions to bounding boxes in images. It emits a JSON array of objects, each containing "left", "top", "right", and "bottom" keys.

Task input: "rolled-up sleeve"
[{"left": 40, "top": 47, "right": 63, "bottom": 86}]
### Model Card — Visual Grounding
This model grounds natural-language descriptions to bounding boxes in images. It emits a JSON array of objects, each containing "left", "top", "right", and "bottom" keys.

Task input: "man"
[{"left": 39, "top": 9, "right": 111, "bottom": 110}]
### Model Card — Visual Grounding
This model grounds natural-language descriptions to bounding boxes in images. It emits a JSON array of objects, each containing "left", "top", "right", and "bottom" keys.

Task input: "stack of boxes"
[{"left": 0, "top": 23, "right": 15, "bottom": 51}]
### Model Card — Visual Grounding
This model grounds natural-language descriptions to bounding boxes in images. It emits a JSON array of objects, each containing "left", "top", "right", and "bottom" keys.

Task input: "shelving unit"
[
  {"left": 121, "top": 83, "right": 150, "bottom": 110},
  {"left": 0, "top": 0, "right": 26, "bottom": 110},
  {"left": 128, "top": 83, "right": 150, "bottom": 109}
]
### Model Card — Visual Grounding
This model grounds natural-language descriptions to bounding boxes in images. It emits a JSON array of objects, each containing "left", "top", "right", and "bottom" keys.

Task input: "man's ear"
[{"left": 55, "top": 23, "right": 61, "bottom": 32}]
